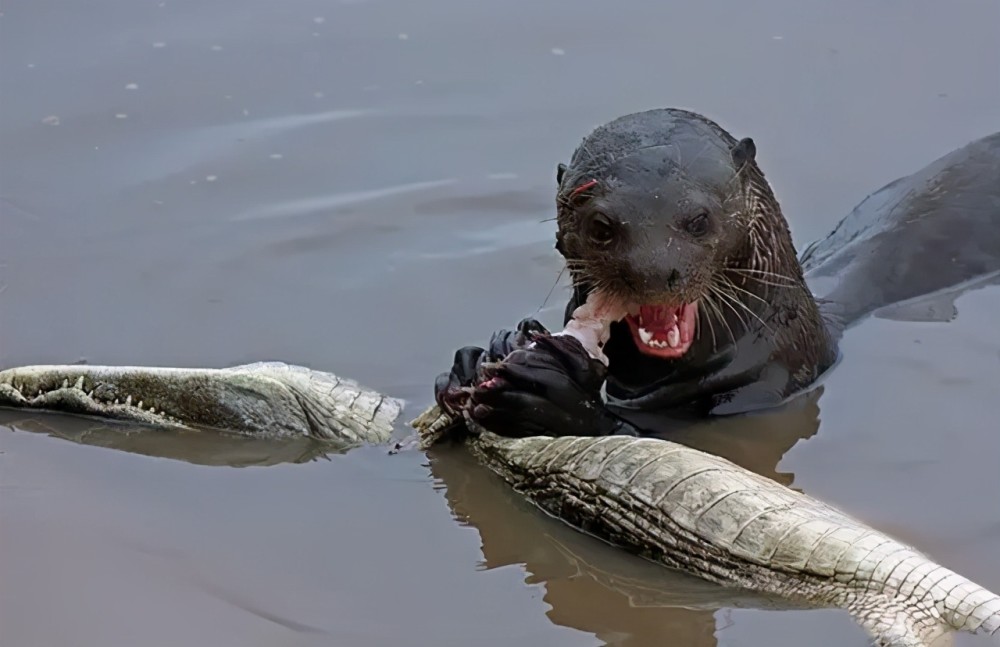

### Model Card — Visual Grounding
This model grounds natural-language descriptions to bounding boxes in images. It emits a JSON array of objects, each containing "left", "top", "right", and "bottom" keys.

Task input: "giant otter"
[{"left": 435, "top": 108, "right": 1000, "bottom": 437}]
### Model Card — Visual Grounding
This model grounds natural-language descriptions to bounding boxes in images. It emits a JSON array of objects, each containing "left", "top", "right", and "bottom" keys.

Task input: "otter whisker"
[
  {"left": 714, "top": 277, "right": 773, "bottom": 334},
  {"left": 537, "top": 265, "right": 568, "bottom": 313},
  {"left": 726, "top": 267, "right": 799, "bottom": 287},
  {"left": 697, "top": 296, "right": 721, "bottom": 351},
  {"left": 718, "top": 274, "right": 771, "bottom": 307},
  {"left": 702, "top": 290, "right": 737, "bottom": 347},
  {"left": 708, "top": 283, "right": 749, "bottom": 333}
]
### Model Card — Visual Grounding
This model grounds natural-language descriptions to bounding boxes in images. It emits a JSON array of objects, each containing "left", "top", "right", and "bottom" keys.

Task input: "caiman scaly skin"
[
  {"left": 411, "top": 405, "right": 1000, "bottom": 647},
  {"left": 0, "top": 362, "right": 402, "bottom": 445}
]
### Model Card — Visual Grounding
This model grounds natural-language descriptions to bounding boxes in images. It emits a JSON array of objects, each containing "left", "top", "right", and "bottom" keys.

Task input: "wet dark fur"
[{"left": 555, "top": 109, "right": 838, "bottom": 416}]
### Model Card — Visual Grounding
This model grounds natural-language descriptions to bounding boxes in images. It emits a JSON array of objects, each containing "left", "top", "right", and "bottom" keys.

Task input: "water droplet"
[
  {"left": 398, "top": 33, "right": 409, "bottom": 40},
  {"left": 205, "top": 175, "right": 218, "bottom": 182},
  {"left": 125, "top": 83, "right": 139, "bottom": 90},
  {"left": 772, "top": 35, "right": 784, "bottom": 40},
  {"left": 115, "top": 113, "right": 128, "bottom": 119},
  {"left": 210, "top": 45, "right": 223, "bottom": 51},
  {"left": 242, "top": 109, "right": 250, "bottom": 116},
  {"left": 551, "top": 47, "right": 565, "bottom": 56},
  {"left": 269, "top": 153, "right": 284, "bottom": 160},
  {"left": 27, "top": 63, "right": 36, "bottom": 68},
  {"left": 313, "top": 91, "right": 325, "bottom": 98},
  {"left": 313, "top": 16, "right": 325, "bottom": 24},
  {"left": 152, "top": 42, "right": 166, "bottom": 48},
  {"left": 41, "top": 115, "right": 60, "bottom": 126}
]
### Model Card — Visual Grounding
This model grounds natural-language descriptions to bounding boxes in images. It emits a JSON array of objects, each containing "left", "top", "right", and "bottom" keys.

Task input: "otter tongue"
[{"left": 639, "top": 304, "right": 679, "bottom": 337}]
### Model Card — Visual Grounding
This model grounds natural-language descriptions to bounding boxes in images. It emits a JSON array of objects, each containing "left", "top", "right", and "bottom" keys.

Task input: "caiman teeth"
[
  {"left": 125, "top": 395, "right": 132, "bottom": 406},
  {"left": 74, "top": 376, "right": 85, "bottom": 390},
  {"left": 667, "top": 326, "right": 680, "bottom": 348},
  {"left": 638, "top": 327, "right": 653, "bottom": 344},
  {"left": 62, "top": 379, "right": 69, "bottom": 388}
]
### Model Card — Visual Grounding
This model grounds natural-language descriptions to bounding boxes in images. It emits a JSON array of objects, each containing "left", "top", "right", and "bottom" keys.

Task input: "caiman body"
[
  {"left": 0, "top": 361, "right": 401, "bottom": 446},
  {"left": 464, "top": 426, "right": 1000, "bottom": 647},
  {"left": 2, "top": 360, "right": 997, "bottom": 646}
]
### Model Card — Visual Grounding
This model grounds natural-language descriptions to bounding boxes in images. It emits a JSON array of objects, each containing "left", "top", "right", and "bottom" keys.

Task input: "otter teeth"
[{"left": 638, "top": 325, "right": 682, "bottom": 348}]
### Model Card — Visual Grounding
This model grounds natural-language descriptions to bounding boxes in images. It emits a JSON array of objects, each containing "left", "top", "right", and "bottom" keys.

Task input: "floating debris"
[{"left": 41, "top": 115, "right": 60, "bottom": 126}]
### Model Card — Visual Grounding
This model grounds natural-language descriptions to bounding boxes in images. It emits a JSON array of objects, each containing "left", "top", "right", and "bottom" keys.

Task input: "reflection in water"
[
  {"left": 0, "top": 412, "right": 338, "bottom": 468},
  {"left": 426, "top": 389, "right": 824, "bottom": 646}
]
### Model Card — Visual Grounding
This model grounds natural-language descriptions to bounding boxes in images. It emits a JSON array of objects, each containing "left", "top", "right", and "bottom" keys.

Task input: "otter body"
[
  {"left": 436, "top": 109, "right": 1000, "bottom": 437},
  {"left": 556, "top": 109, "right": 838, "bottom": 417}
]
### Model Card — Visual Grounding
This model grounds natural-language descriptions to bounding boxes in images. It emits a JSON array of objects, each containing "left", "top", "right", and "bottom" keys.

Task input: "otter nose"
[
  {"left": 626, "top": 248, "right": 684, "bottom": 293},
  {"left": 644, "top": 267, "right": 680, "bottom": 290},
  {"left": 630, "top": 263, "right": 683, "bottom": 292}
]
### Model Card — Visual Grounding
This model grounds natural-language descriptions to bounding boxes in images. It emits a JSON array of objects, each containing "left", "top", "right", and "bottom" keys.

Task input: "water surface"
[{"left": 2, "top": 0, "right": 1000, "bottom": 645}]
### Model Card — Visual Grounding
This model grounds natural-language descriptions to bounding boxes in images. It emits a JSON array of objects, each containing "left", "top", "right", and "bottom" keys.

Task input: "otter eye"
[
  {"left": 588, "top": 213, "right": 616, "bottom": 245},
  {"left": 685, "top": 212, "right": 711, "bottom": 237}
]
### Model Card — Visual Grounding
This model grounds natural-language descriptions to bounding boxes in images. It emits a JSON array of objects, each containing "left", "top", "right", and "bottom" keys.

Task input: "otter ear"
[
  {"left": 731, "top": 138, "right": 756, "bottom": 168},
  {"left": 557, "top": 163, "right": 568, "bottom": 185}
]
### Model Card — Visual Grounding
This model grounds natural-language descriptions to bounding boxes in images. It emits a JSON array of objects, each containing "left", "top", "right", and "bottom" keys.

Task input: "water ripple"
[{"left": 230, "top": 178, "right": 458, "bottom": 221}]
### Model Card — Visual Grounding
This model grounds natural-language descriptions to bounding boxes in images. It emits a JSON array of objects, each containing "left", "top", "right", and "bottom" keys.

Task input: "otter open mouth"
[{"left": 625, "top": 303, "right": 698, "bottom": 359}]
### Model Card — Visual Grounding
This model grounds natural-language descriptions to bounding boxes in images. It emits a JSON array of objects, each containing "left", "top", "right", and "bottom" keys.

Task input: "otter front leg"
[{"left": 467, "top": 334, "right": 637, "bottom": 438}]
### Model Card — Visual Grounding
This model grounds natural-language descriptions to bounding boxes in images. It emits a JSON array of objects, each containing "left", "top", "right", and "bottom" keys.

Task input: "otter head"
[{"left": 554, "top": 109, "right": 765, "bottom": 360}]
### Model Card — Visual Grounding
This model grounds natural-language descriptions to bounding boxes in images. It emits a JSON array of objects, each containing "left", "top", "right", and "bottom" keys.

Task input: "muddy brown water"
[{"left": 2, "top": 1, "right": 1000, "bottom": 645}]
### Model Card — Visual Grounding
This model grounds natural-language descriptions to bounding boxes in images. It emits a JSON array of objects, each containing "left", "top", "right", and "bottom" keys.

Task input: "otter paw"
[
  {"left": 503, "top": 333, "right": 608, "bottom": 394},
  {"left": 465, "top": 336, "right": 613, "bottom": 438},
  {"left": 433, "top": 318, "right": 550, "bottom": 415}
]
